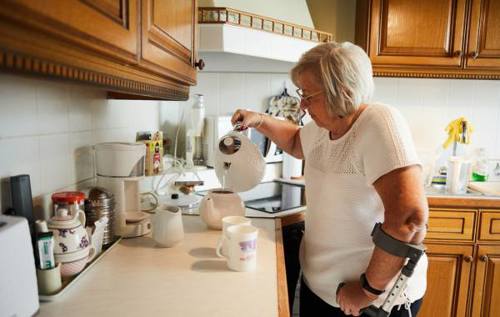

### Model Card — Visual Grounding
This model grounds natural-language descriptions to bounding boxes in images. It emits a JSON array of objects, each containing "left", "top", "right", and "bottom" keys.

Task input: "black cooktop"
[
  {"left": 197, "top": 180, "right": 306, "bottom": 214},
  {"left": 244, "top": 182, "right": 305, "bottom": 213}
]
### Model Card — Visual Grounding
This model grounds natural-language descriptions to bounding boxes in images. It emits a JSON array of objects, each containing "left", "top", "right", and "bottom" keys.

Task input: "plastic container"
[
  {"left": 471, "top": 148, "right": 489, "bottom": 182},
  {"left": 446, "top": 156, "right": 471, "bottom": 194},
  {"left": 186, "top": 94, "right": 205, "bottom": 166}
]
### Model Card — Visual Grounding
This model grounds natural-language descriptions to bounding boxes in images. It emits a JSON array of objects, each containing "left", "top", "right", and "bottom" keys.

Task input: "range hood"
[{"left": 197, "top": 6, "right": 332, "bottom": 72}]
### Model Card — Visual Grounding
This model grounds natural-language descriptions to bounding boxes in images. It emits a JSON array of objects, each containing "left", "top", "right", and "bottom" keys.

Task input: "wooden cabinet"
[
  {"left": 471, "top": 245, "right": 500, "bottom": 317},
  {"left": 421, "top": 202, "right": 500, "bottom": 317},
  {"left": 356, "top": 0, "right": 500, "bottom": 79},
  {"left": 0, "top": 0, "right": 199, "bottom": 100},
  {"left": 466, "top": 0, "right": 500, "bottom": 70},
  {"left": 141, "top": 0, "right": 197, "bottom": 85},
  {"left": 421, "top": 244, "right": 473, "bottom": 317}
]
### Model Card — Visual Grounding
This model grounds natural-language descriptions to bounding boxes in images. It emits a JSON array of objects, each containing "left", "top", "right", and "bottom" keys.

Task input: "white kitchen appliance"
[
  {"left": 215, "top": 128, "right": 266, "bottom": 193},
  {"left": 203, "top": 115, "right": 282, "bottom": 167},
  {"left": 95, "top": 142, "right": 151, "bottom": 238},
  {"left": 0, "top": 215, "right": 39, "bottom": 316}
]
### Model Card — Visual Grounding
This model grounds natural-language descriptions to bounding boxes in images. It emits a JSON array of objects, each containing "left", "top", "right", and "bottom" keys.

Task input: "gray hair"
[{"left": 291, "top": 42, "right": 374, "bottom": 117}]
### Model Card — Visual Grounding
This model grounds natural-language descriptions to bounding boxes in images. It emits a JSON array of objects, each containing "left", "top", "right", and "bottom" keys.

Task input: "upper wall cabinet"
[
  {"left": 141, "top": 0, "right": 198, "bottom": 86},
  {"left": 0, "top": 0, "right": 199, "bottom": 100},
  {"left": 356, "top": 0, "right": 500, "bottom": 79}
]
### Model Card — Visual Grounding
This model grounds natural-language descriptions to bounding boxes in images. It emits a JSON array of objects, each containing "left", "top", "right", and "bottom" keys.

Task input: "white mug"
[
  {"left": 217, "top": 224, "right": 258, "bottom": 272},
  {"left": 152, "top": 204, "right": 184, "bottom": 247},
  {"left": 216, "top": 216, "right": 251, "bottom": 257}
]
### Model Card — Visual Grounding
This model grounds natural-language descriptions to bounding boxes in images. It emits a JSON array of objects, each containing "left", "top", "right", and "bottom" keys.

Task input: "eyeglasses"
[{"left": 296, "top": 89, "right": 323, "bottom": 105}]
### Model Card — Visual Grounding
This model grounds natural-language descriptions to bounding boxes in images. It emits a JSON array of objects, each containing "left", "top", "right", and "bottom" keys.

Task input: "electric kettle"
[
  {"left": 198, "top": 125, "right": 265, "bottom": 229},
  {"left": 214, "top": 126, "right": 266, "bottom": 193}
]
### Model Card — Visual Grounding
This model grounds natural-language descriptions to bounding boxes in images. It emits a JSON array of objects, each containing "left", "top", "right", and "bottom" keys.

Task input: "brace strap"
[{"left": 371, "top": 223, "right": 425, "bottom": 263}]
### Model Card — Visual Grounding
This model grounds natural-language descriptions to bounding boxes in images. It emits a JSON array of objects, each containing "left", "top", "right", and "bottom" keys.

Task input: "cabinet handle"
[
  {"left": 453, "top": 50, "right": 463, "bottom": 58},
  {"left": 195, "top": 59, "right": 205, "bottom": 70},
  {"left": 469, "top": 51, "right": 479, "bottom": 59},
  {"left": 464, "top": 255, "right": 473, "bottom": 263},
  {"left": 480, "top": 255, "right": 489, "bottom": 262}
]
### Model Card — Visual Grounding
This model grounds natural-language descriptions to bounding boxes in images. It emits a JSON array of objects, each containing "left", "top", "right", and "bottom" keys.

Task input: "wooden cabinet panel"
[
  {"left": 0, "top": 0, "right": 138, "bottom": 63},
  {"left": 420, "top": 244, "right": 473, "bottom": 317},
  {"left": 471, "top": 245, "right": 500, "bottom": 317},
  {"left": 479, "top": 211, "right": 500, "bottom": 241},
  {"left": 466, "top": 0, "right": 500, "bottom": 69},
  {"left": 427, "top": 209, "right": 476, "bottom": 241},
  {"left": 368, "top": 0, "right": 466, "bottom": 67},
  {"left": 141, "top": 0, "right": 197, "bottom": 85}
]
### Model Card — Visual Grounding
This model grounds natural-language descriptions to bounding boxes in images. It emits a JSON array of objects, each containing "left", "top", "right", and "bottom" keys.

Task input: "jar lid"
[{"left": 52, "top": 191, "right": 86, "bottom": 204}]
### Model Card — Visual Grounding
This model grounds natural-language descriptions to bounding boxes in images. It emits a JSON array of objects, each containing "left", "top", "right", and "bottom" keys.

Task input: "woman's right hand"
[{"left": 231, "top": 109, "right": 264, "bottom": 130}]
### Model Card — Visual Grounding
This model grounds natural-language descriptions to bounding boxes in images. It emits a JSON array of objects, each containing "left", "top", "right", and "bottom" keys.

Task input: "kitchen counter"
[{"left": 38, "top": 215, "right": 289, "bottom": 317}]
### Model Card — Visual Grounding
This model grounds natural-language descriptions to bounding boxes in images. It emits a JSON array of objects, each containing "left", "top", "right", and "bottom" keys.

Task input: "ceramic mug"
[
  {"left": 216, "top": 224, "right": 258, "bottom": 272},
  {"left": 152, "top": 204, "right": 184, "bottom": 247},
  {"left": 216, "top": 216, "right": 251, "bottom": 257}
]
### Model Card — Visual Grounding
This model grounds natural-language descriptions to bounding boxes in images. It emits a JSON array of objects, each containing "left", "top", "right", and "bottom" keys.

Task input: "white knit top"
[{"left": 299, "top": 103, "right": 428, "bottom": 308}]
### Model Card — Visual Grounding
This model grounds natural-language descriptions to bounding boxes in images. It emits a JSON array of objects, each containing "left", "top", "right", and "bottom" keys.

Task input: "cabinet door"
[
  {"left": 419, "top": 244, "right": 473, "bottom": 317},
  {"left": 471, "top": 245, "right": 500, "bottom": 317},
  {"left": 0, "top": 0, "right": 138, "bottom": 63},
  {"left": 466, "top": 0, "right": 500, "bottom": 69},
  {"left": 141, "top": 0, "right": 197, "bottom": 85},
  {"left": 367, "top": 0, "right": 467, "bottom": 67}
]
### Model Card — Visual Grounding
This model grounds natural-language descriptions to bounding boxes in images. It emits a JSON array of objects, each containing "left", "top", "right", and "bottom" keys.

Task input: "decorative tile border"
[{"left": 198, "top": 7, "right": 332, "bottom": 43}]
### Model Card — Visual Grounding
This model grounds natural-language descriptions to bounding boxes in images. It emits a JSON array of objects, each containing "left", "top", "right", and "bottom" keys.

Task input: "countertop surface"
[{"left": 39, "top": 215, "right": 280, "bottom": 317}]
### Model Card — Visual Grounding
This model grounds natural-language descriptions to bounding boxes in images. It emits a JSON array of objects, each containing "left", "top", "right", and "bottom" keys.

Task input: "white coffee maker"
[{"left": 95, "top": 142, "right": 151, "bottom": 238}]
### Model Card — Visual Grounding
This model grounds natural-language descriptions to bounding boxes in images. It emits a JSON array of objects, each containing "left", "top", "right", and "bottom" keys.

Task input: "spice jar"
[{"left": 51, "top": 191, "right": 86, "bottom": 216}]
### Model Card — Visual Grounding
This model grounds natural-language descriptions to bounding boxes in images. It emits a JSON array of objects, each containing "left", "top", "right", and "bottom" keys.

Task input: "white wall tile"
[
  {"left": 219, "top": 73, "right": 245, "bottom": 116},
  {"left": 0, "top": 136, "right": 41, "bottom": 197},
  {"left": 271, "top": 74, "right": 296, "bottom": 97},
  {"left": 373, "top": 77, "right": 398, "bottom": 106},
  {"left": 68, "top": 86, "right": 99, "bottom": 132},
  {"left": 0, "top": 75, "right": 38, "bottom": 137},
  {"left": 244, "top": 73, "right": 271, "bottom": 112},
  {"left": 191, "top": 72, "right": 219, "bottom": 116},
  {"left": 36, "top": 80, "right": 70, "bottom": 134},
  {"left": 40, "top": 134, "right": 71, "bottom": 193},
  {"left": 69, "top": 131, "right": 94, "bottom": 184}
]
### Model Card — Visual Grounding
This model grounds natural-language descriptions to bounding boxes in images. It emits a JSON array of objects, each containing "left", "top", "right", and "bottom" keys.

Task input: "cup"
[
  {"left": 152, "top": 204, "right": 184, "bottom": 247},
  {"left": 217, "top": 224, "right": 258, "bottom": 272},
  {"left": 36, "top": 263, "right": 62, "bottom": 295},
  {"left": 446, "top": 156, "right": 471, "bottom": 194},
  {"left": 216, "top": 216, "right": 251, "bottom": 257}
]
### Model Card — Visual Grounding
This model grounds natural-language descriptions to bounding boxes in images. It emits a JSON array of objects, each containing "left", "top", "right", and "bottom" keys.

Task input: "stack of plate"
[{"left": 86, "top": 187, "right": 116, "bottom": 245}]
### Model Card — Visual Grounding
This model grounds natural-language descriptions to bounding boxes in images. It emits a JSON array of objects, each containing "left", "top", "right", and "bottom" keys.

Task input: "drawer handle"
[
  {"left": 453, "top": 50, "right": 463, "bottom": 58},
  {"left": 469, "top": 51, "right": 479, "bottom": 59},
  {"left": 195, "top": 59, "right": 205, "bottom": 70},
  {"left": 464, "top": 255, "right": 473, "bottom": 263},
  {"left": 480, "top": 255, "right": 489, "bottom": 262}
]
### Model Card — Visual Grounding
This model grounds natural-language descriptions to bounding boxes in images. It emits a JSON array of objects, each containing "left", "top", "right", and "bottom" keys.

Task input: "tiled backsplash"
[
  {"left": 1, "top": 71, "right": 500, "bottom": 213},
  {"left": 0, "top": 74, "right": 163, "bottom": 212}
]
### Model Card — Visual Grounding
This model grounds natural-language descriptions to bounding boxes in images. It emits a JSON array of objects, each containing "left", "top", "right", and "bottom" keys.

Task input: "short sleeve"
[
  {"left": 300, "top": 121, "right": 320, "bottom": 159},
  {"left": 360, "top": 105, "right": 421, "bottom": 184}
]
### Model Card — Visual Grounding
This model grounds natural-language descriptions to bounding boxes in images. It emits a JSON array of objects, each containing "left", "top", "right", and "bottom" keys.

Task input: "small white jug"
[{"left": 152, "top": 205, "right": 184, "bottom": 247}]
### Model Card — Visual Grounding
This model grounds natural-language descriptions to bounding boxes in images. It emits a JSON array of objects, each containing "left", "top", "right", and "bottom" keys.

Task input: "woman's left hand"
[{"left": 336, "top": 281, "right": 377, "bottom": 316}]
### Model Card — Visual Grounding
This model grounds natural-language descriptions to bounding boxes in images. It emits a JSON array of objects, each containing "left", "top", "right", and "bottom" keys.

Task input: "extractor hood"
[{"left": 197, "top": 6, "right": 332, "bottom": 72}]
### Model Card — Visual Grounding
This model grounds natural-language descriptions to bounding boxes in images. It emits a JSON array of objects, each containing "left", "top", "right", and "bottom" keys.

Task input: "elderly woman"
[{"left": 231, "top": 42, "right": 428, "bottom": 317}]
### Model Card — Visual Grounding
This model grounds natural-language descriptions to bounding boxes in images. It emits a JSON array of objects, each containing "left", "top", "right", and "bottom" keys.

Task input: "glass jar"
[{"left": 51, "top": 191, "right": 86, "bottom": 216}]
